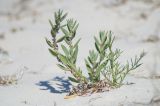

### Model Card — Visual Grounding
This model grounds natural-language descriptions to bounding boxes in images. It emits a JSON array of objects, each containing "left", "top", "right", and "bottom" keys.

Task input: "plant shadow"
[{"left": 36, "top": 76, "right": 71, "bottom": 94}]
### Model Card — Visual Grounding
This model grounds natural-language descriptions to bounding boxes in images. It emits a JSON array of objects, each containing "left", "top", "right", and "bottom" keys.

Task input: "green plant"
[
  {"left": 46, "top": 10, "right": 145, "bottom": 93},
  {"left": 45, "top": 10, "right": 87, "bottom": 84},
  {"left": 86, "top": 31, "right": 145, "bottom": 87}
]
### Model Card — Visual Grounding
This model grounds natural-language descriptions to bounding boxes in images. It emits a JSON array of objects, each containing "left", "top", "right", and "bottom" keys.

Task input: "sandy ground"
[{"left": 0, "top": 0, "right": 160, "bottom": 106}]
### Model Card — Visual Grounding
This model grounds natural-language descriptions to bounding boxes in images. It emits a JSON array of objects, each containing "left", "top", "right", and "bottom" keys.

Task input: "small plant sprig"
[
  {"left": 46, "top": 10, "right": 145, "bottom": 97},
  {"left": 88, "top": 31, "right": 146, "bottom": 87},
  {"left": 45, "top": 10, "right": 87, "bottom": 84}
]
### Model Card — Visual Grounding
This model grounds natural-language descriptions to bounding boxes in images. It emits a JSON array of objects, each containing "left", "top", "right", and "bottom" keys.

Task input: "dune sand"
[{"left": 0, "top": 0, "right": 160, "bottom": 106}]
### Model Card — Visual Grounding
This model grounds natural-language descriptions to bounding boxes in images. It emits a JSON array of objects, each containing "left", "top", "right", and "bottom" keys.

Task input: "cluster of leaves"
[
  {"left": 45, "top": 10, "right": 87, "bottom": 84},
  {"left": 86, "top": 31, "right": 145, "bottom": 87},
  {"left": 46, "top": 10, "right": 145, "bottom": 88}
]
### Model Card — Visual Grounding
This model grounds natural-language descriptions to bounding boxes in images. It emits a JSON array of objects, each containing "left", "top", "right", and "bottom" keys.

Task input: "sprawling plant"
[
  {"left": 46, "top": 10, "right": 145, "bottom": 95},
  {"left": 86, "top": 31, "right": 145, "bottom": 87}
]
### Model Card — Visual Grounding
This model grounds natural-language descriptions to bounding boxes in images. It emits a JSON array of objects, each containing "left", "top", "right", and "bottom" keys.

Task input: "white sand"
[{"left": 0, "top": 0, "right": 160, "bottom": 106}]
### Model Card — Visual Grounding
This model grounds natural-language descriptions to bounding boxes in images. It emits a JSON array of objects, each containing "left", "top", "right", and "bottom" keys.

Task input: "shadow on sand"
[{"left": 36, "top": 76, "right": 71, "bottom": 94}]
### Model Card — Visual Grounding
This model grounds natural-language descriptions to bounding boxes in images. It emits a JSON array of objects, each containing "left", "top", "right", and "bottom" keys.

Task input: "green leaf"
[
  {"left": 60, "top": 24, "right": 67, "bottom": 28},
  {"left": 45, "top": 38, "right": 53, "bottom": 47},
  {"left": 57, "top": 64, "right": 67, "bottom": 71},
  {"left": 67, "top": 62, "right": 76, "bottom": 70},
  {"left": 58, "top": 9, "right": 62, "bottom": 16},
  {"left": 60, "top": 13, "right": 68, "bottom": 22},
  {"left": 68, "top": 77, "right": 79, "bottom": 83},
  {"left": 61, "top": 44, "right": 69, "bottom": 56},
  {"left": 49, "top": 19, "right": 55, "bottom": 29},
  {"left": 54, "top": 12, "right": 58, "bottom": 19},
  {"left": 73, "top": 23, "right": 79, "bottom": 32},
  {"left": 72, "top": 46, "right": 78, "bottom": 63},
  {"left": 95, "top": 42, "right": 100, "bottom": 53},
  {"left": 58, "top": 54, "right": 68, "bottom": 65},
  {"left": 48, "top": 49, "right": 58, "bottom": 57},
  {"left": 108, "top": 31, "right": 113, "bottom": 45},
  {"left": 96, "top": 60, "right": 108, "bottom": 75},
  {"left": 87, "top": 67, "right": 93, "bottom": 75},
  {"left": 85, "top": 59, "right": 93, "bottom": 75},
  {"left": 73, "top": 20, "right": 77, "bottom": 28},
  {"left": 85, "top": 59, "right": 91, "bottom": 69},
  {"left": 49, "top": 20, "right": 56, "bottom": 37},
  {"left": 88, "top": 56, "right": 93, "bottom": 64},
  {"left": 51, "top": 29, "right": 56, "bottom": 37},
  {"left": 140, "top": 51, "right": 146, "bottom": 58},
  {"left": 104, "top": 42, "right": 109, "bottom": 50},
  {"left": 136, "top": 63, "right": 142, "bottom": 68},
  {"left": 93, "top": 63, "right": 98, "bottom": 69},
  {"left": 88, "top": 73, "right": 94, "bottom": 81},
  {"left": 88, "top": 68, "right": 94, "bottom": 81},
  {"left": 85, "top": 59, "right": 89, "bottom": 66},
  {"left": 61, "top": 27, "right": 69, "bottom": 36},
  {"left": 99, "top": 31, "right": 105, "bottom": 41},
  {"left": 111, "top": 36, "right": 115, "bottom": 46},
  {"left": 94, "top": 36, "right": 100, "bottom": 46},
  {"left": 102, "top": 34, "right": 108, "bottom": 45},
  {"left": 56, "top": 36, "right": 65, "bottom": 43},
  {"left": 75, "top": 69, "right": 83, "bottom": 77},
  {"left": 94, "top": 53, "right": 98, "bottom": 61},
  {"left": 67, "top": 19, "right": 73, "bottom": 32},
  {"left": 73, "top": 38, "right": 81, "bottom": 48},
  {"left": 55, "top": 11, "right": 60, "bottom": 25},
  {"left": 69, "top": 46, "right": 74, "bottom": 56}
]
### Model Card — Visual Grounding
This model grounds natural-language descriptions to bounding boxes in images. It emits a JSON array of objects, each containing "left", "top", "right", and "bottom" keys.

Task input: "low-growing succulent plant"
[
  {"left": 45, "top": 10, "right": 145, "bottom": 96},
  {"left": 45, "top": 10, "right": 87, "bottom": 84},
  {"left": 88, "top": 31, "right": 145, "bottom": 87}
]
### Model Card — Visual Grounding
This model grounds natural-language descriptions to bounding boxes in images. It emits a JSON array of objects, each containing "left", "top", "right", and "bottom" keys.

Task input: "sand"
[{"left": 0, "top": 0, "right": 160, "bottom": 106}]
